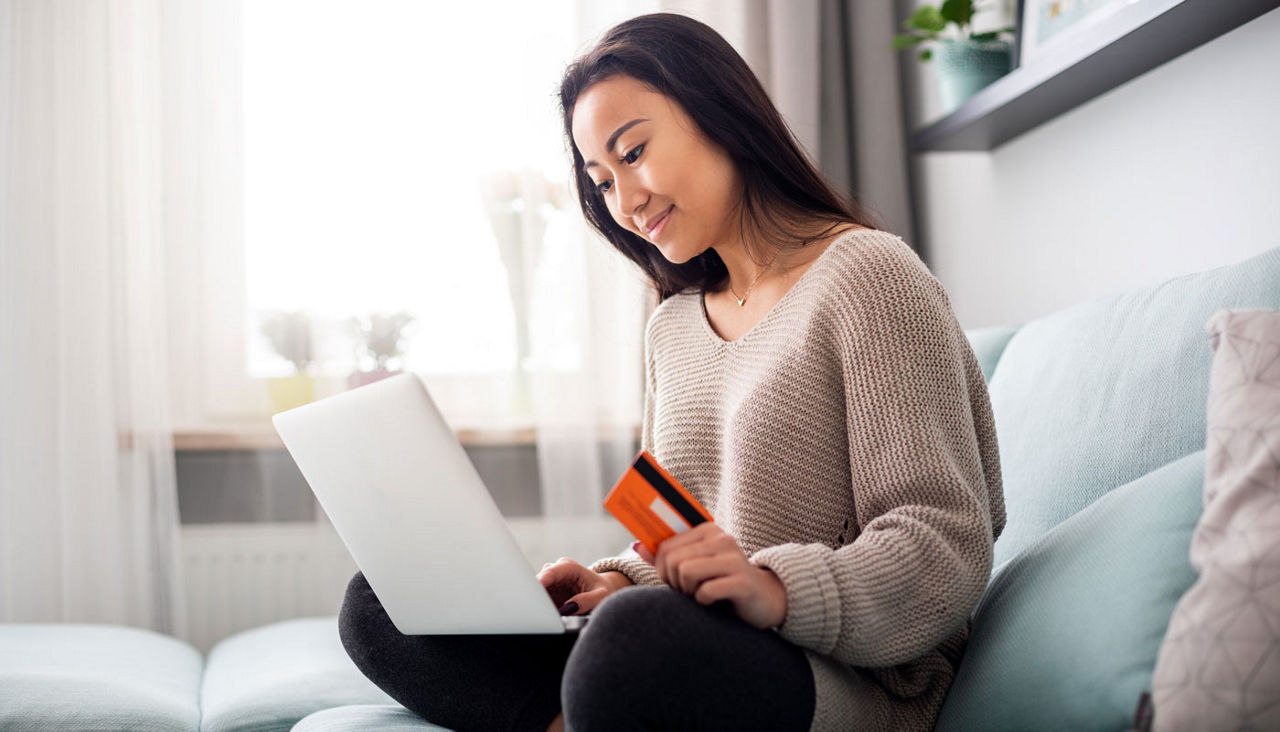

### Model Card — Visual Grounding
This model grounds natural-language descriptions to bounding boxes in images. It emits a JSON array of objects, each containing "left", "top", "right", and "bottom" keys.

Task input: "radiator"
[
  {"left": 179, "top": 516, "right": 631, "bottom": 653},
  {"left": 180, "top": 521, "right": 357, "bottom": 653}
]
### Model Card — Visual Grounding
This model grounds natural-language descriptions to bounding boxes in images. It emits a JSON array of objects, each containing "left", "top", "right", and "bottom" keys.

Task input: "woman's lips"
[{"left": 647, "top": 206, "right": 673, "bottom": 239}]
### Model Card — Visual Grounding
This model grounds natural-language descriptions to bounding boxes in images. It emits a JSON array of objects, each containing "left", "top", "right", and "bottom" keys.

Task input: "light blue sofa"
[
  {"left": 3, "top": 246, "right": 1277, "bottom": 731},
  {"left": 931, "top": 244, "right": 1280, "bottom": 729},
  {"left": 0, "top": 618, "right": 400, "bottom": 731}
]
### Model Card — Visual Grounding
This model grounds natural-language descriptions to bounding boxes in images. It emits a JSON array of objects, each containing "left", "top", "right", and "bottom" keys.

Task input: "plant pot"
[
  {"left": 934, "top": 39, "right": 1011, "bottom": 114},
  {"left": 266, "top": 373, "right": 315, "bottom": 414}
]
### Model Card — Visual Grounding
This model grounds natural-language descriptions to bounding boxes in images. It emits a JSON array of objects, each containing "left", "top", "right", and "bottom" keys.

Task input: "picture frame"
[{"left": 1018, "top": 0, "right": 1187, "bottom": 69}]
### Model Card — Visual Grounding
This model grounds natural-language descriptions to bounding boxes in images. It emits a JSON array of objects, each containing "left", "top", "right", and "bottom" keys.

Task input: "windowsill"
[
  {"left": 173, "top": 424, "right": 538, "bottom": 451},
  {"left": 171, "top": 423, "right": 641, "bottom": 451}
]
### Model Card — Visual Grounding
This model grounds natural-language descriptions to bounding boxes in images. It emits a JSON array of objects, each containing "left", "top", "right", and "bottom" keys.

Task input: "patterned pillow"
[{"left": 1150, "top": 309, "right": 1280, "bottom": 731}]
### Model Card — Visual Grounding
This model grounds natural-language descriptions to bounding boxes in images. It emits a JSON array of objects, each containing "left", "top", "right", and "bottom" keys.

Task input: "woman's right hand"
[{"left": 536, "top": 557, "right": 632, "bottom": 616}]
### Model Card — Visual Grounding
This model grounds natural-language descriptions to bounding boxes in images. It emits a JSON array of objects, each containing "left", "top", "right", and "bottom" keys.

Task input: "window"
[{"left": 193, "top": 0, "right": 637, "bottom": 430}]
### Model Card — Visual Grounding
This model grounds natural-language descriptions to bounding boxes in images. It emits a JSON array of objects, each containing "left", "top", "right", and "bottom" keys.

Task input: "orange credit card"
[{"left": 604, "top": 450, "right": 713, "bottom": 555}]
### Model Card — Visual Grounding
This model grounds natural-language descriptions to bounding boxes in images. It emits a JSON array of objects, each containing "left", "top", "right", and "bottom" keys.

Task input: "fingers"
[
  {"left": 535, "top": 558, "right": 624, "bottom": 614},
  {"left": 536, "top": 557, "right": 582, "bottom": 586},
  {"left": 655, "top": 527, "right": 741, "bottom": 588},
  {"left": 670, "top": 554, "right": 742, "bottom": 595},
  {"left": 695, "top": 568, "right": 789, "bottom": 630},
  {"left": 659, "top": 541, "right": 724, "bottom": 589},
  {"left": 632, "top": 541, "right": 655, "bottom": 564},
  {"left": 692, "top": 575, "right": 747, "bottom": 607},
  {"left": 566, "top": 586, "right": 610, "bottom": 615},
  {"left": 536, "top": 557, "right": 589, "bottom": 606}
]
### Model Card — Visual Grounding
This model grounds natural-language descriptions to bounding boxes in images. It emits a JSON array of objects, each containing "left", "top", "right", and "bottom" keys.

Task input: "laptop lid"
[{"left": 272, "top": 372, "right": 569, "bottom": 634}]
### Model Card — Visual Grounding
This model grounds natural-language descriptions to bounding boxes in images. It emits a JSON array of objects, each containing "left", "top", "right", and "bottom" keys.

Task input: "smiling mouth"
[{"left": 645, "top": 206, "right": 674, "bottom": 237}]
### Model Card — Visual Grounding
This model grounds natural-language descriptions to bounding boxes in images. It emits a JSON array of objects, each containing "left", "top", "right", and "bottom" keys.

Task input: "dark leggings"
[{"left": 339, "top": 571, "right": 815, "bottom": 732}]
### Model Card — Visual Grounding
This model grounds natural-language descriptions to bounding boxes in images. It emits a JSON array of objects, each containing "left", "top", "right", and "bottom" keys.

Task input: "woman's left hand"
[{"left": 634, "top": 523, "right": 788, "bottom": 630}]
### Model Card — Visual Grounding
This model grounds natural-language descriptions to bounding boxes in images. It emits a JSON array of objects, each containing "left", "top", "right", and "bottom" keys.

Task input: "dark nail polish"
[{"left": 558, "top": 601, "right": 579, "bottom": 616}]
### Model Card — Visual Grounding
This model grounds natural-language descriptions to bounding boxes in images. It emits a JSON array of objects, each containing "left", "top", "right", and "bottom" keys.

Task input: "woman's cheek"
[{"left": 605, "top": 200, "right": 626, "bottom": 229}]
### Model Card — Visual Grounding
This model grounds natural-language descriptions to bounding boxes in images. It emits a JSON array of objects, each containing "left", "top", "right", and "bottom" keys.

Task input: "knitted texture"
[{"left": 590, "top": 229, "right": 1005, "bottom": 731}]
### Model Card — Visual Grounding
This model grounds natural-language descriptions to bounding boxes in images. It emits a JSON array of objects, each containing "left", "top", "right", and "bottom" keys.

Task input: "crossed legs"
[{"left": 339, "top": 572, "right": 814, "bottom": 731}]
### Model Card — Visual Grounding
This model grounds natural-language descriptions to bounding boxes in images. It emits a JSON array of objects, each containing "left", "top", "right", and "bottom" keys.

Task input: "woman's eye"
[
  {"left": 622, "top": 144, "right": 644, "bottom": 164},
  {"left": 595, "top": 179, "right": 613, "bottom": 194}
]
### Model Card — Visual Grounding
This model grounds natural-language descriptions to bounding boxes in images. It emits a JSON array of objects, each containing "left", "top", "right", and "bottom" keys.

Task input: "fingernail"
[
  {"left": 631, "top": 541, "right": 641, "bottom": 553},
  {"left": 558, "top": 601, "right": 579, "bottom": 616}
]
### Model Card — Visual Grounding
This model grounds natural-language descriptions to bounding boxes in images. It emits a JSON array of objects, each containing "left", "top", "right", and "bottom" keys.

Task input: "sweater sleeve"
[
  {"left": 749, "top": 241, "right": 1001, "bottom": 668},
  {"left": 589, "top": 308, "right": 664, "bottom": 587}
]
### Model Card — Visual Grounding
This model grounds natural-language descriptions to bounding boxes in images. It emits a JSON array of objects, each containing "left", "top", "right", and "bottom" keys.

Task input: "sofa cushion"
[
  {"left": 291, "top": 704, "right": 451, "bottom": 731},
  {"left": 965, "top": 323, "right": 1022, "bottom": 383},
  {"left": 0, "top": 623, "right": 203, "bottom": 730},
  {"left": 988, "top": 246, "right": 1280, "bottom": 567},
  {"left": 1151, "top": 309, "right": 1280, "bottom": 730},
  {"left": 935, "top": 450, "right": 1205, "bottom": 732},
  {"left": 201, "top": 617, "right": 395, "bottom": 732}
]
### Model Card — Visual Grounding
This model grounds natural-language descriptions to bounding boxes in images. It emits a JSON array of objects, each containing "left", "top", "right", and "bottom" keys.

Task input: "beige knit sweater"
[{"left": 590, "top": 229, "right": 1005, "bottom": 731}]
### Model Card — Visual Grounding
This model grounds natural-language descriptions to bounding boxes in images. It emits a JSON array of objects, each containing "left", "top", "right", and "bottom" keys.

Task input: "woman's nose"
[{"left": 615, "top": 176, "right": 649, "bottom": 222}]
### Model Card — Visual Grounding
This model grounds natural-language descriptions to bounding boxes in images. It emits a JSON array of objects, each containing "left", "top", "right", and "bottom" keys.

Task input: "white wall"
[{"left": 903, "top": 6, "right": 1280, "bottom": 329}]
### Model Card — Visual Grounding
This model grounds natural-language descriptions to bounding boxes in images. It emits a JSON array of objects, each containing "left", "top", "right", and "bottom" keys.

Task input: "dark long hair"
[{"left": 558, "top": 12, "right": 878, "bottom": 302}]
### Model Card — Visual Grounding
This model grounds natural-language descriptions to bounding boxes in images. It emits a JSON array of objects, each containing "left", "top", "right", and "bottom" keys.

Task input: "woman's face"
[{"left": 571, "top": 74, "right": 743, "bottom": 264}]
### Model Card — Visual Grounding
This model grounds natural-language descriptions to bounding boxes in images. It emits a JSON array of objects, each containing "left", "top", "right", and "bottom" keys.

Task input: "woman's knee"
[
  {"left": 563, "top": 586, "right": 814, "bottom": 730},
  {"left": 562, "top": 587, "right": 724, "bottom": 723},
  {"left": 337, "top": 571, "right": 394, "bottom": 669},
  {"left": 338, "top": 571, "right": 572, "bottom": 730},
  {"left": 590, "top": 585, "right": 732, "bottom": 649}
]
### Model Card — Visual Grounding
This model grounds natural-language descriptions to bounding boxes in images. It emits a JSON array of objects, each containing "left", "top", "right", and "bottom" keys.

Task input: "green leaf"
[
  {"left": 893, "top": 34, "right": 927, "bottom": 49},
  {"left": 905, "top": 5, "right": 947, "bottom": 33},
  {"left": 919, "top": 48, "right": 933, "bottom": 62},
  {"left": 940, "top": 0, "right": 974, "bottom": 27}
]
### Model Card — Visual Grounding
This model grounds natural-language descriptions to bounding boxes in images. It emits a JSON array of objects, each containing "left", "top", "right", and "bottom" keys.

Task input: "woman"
[{"left": 339, "top": 13, "right": 1004, "bottom": 732}]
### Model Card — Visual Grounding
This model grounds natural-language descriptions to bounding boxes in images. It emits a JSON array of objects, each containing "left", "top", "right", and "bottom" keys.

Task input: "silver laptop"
[{"left": 272, "top": 372, "right": 587, "bottom": 634}]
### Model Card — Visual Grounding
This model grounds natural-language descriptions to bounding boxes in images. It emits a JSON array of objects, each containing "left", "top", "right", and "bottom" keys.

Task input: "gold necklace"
[{"left": 728, "top": 248, "right": 783, "bottom": 307}]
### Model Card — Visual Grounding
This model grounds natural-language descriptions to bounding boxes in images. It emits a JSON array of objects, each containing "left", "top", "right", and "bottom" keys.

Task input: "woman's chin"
[{"left": 653, "top": 240, "right": 699, "bottom": 265}]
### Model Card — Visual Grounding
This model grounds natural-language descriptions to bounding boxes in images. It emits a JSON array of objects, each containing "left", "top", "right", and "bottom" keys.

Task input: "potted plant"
[
  {"left": 895, "top": 0, "right": 1015, "bottom": 114},
  {"left": 259, "top": 310, "right": 316, "bottom": 413},
  {"left": 347, "top": 311, "right": 416, "bottom": 389}
]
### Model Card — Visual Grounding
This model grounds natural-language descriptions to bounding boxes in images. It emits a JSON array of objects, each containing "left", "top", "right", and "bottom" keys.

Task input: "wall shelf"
[{"left": 910, "top": 0, "right": 1279, "bottom": 152}]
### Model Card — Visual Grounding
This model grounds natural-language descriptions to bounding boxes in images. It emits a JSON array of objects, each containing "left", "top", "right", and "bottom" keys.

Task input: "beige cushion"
[{"left": 1151, "top": 309, "right": 1280, "bottom": 731}]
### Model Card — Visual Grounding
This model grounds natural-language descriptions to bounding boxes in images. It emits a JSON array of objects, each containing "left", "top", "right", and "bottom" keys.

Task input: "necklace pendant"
[{"left": 736, "top": 297, "right": 746, "bottom": 307}]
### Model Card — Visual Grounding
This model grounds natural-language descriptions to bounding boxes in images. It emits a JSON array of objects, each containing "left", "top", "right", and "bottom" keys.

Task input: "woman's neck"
[{"left": 712, "top": 219, "right": 862, "bottom": 296}]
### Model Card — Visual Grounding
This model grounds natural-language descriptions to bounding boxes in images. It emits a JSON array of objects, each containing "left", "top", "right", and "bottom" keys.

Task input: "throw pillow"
[
  {"left": 933, "top": 451, "right": 1205, "bottom": 732},
  {"left": 1150, "top": 309, "right": 1280, "bottom": 731},
  {"left": 986, "top": 246, "right": 1280, "bottom": 568}
]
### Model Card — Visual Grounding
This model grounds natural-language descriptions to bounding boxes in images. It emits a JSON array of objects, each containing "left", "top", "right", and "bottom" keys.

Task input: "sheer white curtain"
[
  {"left": 0, "top": 0, "right": 233, "bottom": 633},
  {"left": 520, "top": 4, "right": 655, "bottom": 562},
  {"left": 525, "top": 204, "right": 651, "bottom": 561}
]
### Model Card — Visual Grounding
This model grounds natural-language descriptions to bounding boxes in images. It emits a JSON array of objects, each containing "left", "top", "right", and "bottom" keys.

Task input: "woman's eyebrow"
[{"left": 583, "top": 118, "right": 649, "bottom": 170}]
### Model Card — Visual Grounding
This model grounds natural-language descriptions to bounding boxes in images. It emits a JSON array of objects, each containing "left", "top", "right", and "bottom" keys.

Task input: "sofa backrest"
[
  {"left": 973, "top": 246, "right": 1280, "bottom": 569},
  {"left": 963, "top": 324, "right": 1022, "bottom": 383}
]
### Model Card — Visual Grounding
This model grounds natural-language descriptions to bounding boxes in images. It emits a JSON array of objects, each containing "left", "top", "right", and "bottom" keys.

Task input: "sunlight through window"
[{"left": 242, "top": 0, "right": 576, "bottom": 382}]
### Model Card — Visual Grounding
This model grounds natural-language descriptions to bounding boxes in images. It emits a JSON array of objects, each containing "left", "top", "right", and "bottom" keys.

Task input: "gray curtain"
[{"left": 818, "top": 0, "right": 916, "bottom": 247}]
